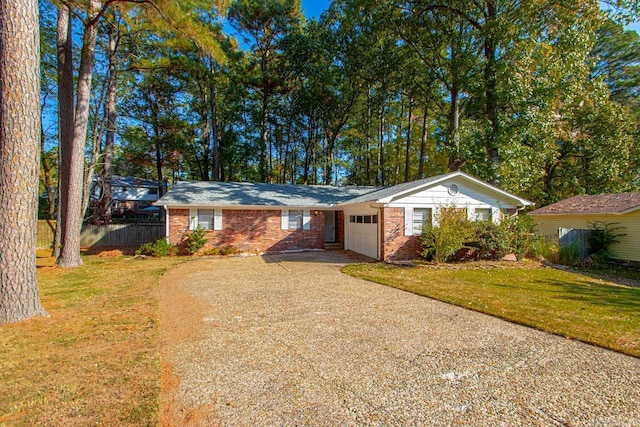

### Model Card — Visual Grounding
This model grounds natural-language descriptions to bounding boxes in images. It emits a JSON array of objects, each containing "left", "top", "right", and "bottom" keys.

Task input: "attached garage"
[
  {"left": 157, "top": 171, "right": 532, "bottom": 261},
  {"left": 343, "top": 207, "right": 379, "bottom": 260},
  {"left": 340, "top": 171, "right": 533, "bottom": 261}
]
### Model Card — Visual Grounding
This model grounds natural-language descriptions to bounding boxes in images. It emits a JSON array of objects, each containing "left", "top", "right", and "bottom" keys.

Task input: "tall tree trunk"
[
  {"left": 404, "top": 96, "right": 413, "bottom": 183},
  {"left": 260, "top": 88, "right": 269, "bottom": 183},
  {"left": 303, "top": 115, "right": 315, "bottom": 185},
  {"left": 100, "top": 15, "right": 119, "bottom": 222},
  {"left": 155, "top": 143, "right": 164, "bottom": 196},
  {"left": 58, "top": 0, "right": 101, "bottom": 267},
  {"left": 209, "top": 58, "right": 220, "bottom": 181},
  {"left": 394, "top": 97, "right": 404, "bottom": 185},
  {"left": 448, "top": 85, "right": 462, "bottom": 171},
  {"left": 0, "top": 0, "right": 48, "bottom": 323},
  {"left": 377, "top": 99, "right": 385, "bottom": 186},
  {"left": 418, "top": 99, "right": 428, "bottom": 179},
  {"left": 82, "top": 88, "right": 105, "bottom": 221},
  {"left": 152, "top": 108, "right": 165, "bottom": 197},
  {"left": 54, "top": 4, "right": 74, "bottom": 259},
  {"left": 484, "top": 0, "right": 500, "bottom": 183},
  {"left": 365, "top": 90, "right": 371, "bottom": 184},
  {"left": 201, "top": 110, "right": 211, "bottom": 180}
]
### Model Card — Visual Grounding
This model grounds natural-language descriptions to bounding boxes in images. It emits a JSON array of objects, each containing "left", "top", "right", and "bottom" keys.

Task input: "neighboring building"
[
  {"left": 155, "top": 171, "right": 533, "bottom": 260},
  {"left": 93, "top": 176, "right": 167, "bottom": 219},
  {"left": 530, "top": 192, "right": 640, "bottom": 263}
]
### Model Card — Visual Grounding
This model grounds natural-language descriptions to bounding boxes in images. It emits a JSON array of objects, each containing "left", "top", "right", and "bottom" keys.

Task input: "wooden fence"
[
  {"left": 37, "top": 220, "right": 164, "bottom": 249},
  {"left": 558, "top": 227, "right": 590, "bottom": 258}
]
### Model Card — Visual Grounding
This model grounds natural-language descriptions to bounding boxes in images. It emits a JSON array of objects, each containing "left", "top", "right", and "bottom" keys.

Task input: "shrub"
[
  {"left": 534, "top": 237, "right": 560, "bottom": 263},
  {"left": 587, "top": 221, "right": 626, "bottom": 261},
  {"left": 183, "top": 225, "right": 208, "bottom": 255},
  {"left": 201, "top": 247, "right": 221, "bottom": 256},
  {"left": 420, "top": 208, "right": 475, "bottom": 263},
  {"left": 136, "top": 238, "right": 177, "bottom": 257},
  {"left": 220, "top": 245, "right": 239, "bottom": 255},
  {"left": 500, "top": 214, "right": 539, "bottom": 259},
  {"left": 468, "top": 221, "right": 510, "bottom": 259},
  {"left": 201, "top": 245, "right": 240, "bottom": 256},
  {"left": 559, "top": 241, "right": 581, "bottom": 265}
]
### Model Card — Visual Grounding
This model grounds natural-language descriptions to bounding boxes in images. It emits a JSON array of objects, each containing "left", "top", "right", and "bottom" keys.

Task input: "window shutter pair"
[
  {"left": 189, "top": 208, "right": 222, "bottom": 230},
  {"left": 281, "top": 210, "right": 311, "bottom": 230}
]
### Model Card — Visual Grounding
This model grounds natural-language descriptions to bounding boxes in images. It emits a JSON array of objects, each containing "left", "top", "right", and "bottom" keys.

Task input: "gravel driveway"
[{"left": 159, "top": 251, "right": 640, "bottom": 426}]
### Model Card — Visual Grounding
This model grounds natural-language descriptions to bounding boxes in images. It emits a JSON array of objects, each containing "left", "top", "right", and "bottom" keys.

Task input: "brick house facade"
[
  {"left": 169, "top": 208, "right": 338, "bottom": 253},
  {"left": 380, "top": 207, "right": 421, "bottom": 261},
  {"left": 157, "top": 172, "right": 532, "bottom": 261}
]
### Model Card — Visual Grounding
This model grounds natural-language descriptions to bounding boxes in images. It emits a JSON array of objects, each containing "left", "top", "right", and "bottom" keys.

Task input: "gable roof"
[
  {"left": 342, "top": 171, "right": 533, "bottom": 207},
  {"left": 156, "top": 171, "right": 533, "bottom": 209},
  {"left": 530, "top": 192, "right": 640, "bottom": 216},
  {"left": 155, "top": 181, "right": 378, "bottom": 208}
]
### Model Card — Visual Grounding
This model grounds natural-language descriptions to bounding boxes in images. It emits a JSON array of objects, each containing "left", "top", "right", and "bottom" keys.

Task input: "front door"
[{"left": 324, "top": 211, "right": 336, "bottom": 243}]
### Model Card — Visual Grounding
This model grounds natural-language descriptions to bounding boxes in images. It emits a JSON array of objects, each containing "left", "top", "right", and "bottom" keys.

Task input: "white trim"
[
  {"left": 377, "top": 171, "right": 533, "bottom": 207},
  {"left": 491, "top": 207, "right": 501, "bottom": 224},
  {"left": 164, "top": 205, "right": 170, "bottom": 242},
  {"left": 157, "top": 204, "right": 331, "bottom": 211},
  {"left": 281, "top": 209, "right": 289, "bottom": 230},
  {"left": 303, "top": 210, "right": 311, "bottom": 230},
  {"left": 214, "top": 209, "right": 223, "bottom": 230},
  {"left": 189, "top": 208, "right": 197, "bottom": 230},
  {"left": 404, "top": 207, "right": 414, "bottom": 236}
]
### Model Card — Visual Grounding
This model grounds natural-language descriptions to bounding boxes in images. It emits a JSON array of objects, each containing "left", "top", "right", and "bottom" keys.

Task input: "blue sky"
[
  {"left": 300, "top": 0, "right": 330, "bottom": 19},
  {"left": 299, "top": 1, "right": 640, "bottom": 33}
]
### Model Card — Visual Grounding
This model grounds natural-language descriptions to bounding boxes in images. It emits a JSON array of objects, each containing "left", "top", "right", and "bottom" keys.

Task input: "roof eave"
[
  {"left": 154, "top": 202, "right": 333, "bottom": 210},
  {"left": 376, "top": 171, "right": 534, "bottom": 206}
]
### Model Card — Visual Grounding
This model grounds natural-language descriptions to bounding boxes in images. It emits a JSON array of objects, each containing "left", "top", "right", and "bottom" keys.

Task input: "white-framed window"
[
  {"left": 281, "top": 209, "right": 311, "bottom": 230},
  {"left": 190, "top": 208, "right": 222, "bottom": 230},
  {"left": 288, "top": 210, "right": 303, "bottom": 230},
  {"left": 413, "top": 208, "right": 432, "bottom": 235},
  {"left": 475, "top": 208, "right": 492, "bottom": 222},
  {"left": 197, "top": 209, "right": 214, "bottom": 230},
  {"left": 350, "top": 214, "right": 377, "bottom": 224}
]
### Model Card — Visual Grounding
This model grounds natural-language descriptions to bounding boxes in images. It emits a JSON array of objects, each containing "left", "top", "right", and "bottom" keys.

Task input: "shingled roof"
[
  {"left": 530, "top": 192, "right": 640, "bottom": 215},
  {"left": 155, "top": 181, "right": 378, "bottom": 208},
  {"left": 157, "top": 171, "right": 534, "bottom": 209}
]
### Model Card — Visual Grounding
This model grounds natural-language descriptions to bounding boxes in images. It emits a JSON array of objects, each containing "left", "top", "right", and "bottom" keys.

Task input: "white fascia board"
[
  {"left": 159, "top": 204, "right": 327, "bottom": 210},
  {"left": 377, "top": 171, "right": 534, "bottom": 207}
]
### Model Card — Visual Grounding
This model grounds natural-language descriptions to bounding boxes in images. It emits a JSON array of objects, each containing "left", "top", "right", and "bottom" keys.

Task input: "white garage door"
[{"left": 345, "top": 214, "right": 378, "bottom": 259}]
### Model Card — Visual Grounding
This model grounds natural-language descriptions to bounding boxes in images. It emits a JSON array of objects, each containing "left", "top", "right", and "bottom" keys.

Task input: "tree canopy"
[{"left": 38, "top": 0, "right": 640, "bottom": 219}]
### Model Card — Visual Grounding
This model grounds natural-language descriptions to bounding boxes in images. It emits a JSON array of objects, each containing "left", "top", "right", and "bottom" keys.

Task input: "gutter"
[{"left": 164, "top": 205, "right": 170, "bottom": 242}]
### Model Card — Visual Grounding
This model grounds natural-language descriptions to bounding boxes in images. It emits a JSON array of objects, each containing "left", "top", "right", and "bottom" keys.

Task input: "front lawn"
[
  {"left": 0, "top": 252, "right": 183, "bottom": 426},
  {"left": 343, "top": 262, "right": 640, "bottom": 357}
]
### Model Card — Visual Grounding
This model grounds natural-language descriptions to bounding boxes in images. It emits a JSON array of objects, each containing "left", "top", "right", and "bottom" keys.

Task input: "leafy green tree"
[{"left": 228, "top": 0, "right": 303, "bottom": 183}]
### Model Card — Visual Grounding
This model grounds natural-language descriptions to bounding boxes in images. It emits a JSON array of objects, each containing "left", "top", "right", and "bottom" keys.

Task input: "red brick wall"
[
  {"left": 168, "top": 209, "right": 190, "bottom": 245},
  {"left": 168, "top": 208, "right": 326, "bottom": 253},
  {"left": 380, "top": 207, "right": 421, "bottom": 261}
]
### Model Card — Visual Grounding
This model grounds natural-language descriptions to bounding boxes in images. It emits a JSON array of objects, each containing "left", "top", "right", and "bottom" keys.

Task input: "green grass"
[
  {"left": 0, "top": 253, "right": 183, "bottom": 426},
  {"left": 342, "top": 262, "right": 640, "bottom": 357}
]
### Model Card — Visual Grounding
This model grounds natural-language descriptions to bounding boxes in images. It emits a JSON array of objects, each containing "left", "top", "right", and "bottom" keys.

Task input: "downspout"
[
  {"left": 377, "top": 207, "right": 382, "bottom": 261},
  {"left": 164, "top": 205, "right": 170, "bottom": 243}
]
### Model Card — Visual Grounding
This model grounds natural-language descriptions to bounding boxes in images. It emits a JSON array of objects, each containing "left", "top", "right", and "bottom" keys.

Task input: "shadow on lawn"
[{"left": 532, "top": 278, "right": 640, "bottom": 313}]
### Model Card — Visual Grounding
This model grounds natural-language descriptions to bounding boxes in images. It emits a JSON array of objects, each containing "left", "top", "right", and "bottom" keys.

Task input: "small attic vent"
[{"left": 448, "top": 184, "right": 459, "bottom": 196}]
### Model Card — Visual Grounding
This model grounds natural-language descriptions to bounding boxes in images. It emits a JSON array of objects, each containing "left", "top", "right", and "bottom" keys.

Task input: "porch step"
[{"left": 324, "top": 242, "right": 343, "bottom": 250}]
